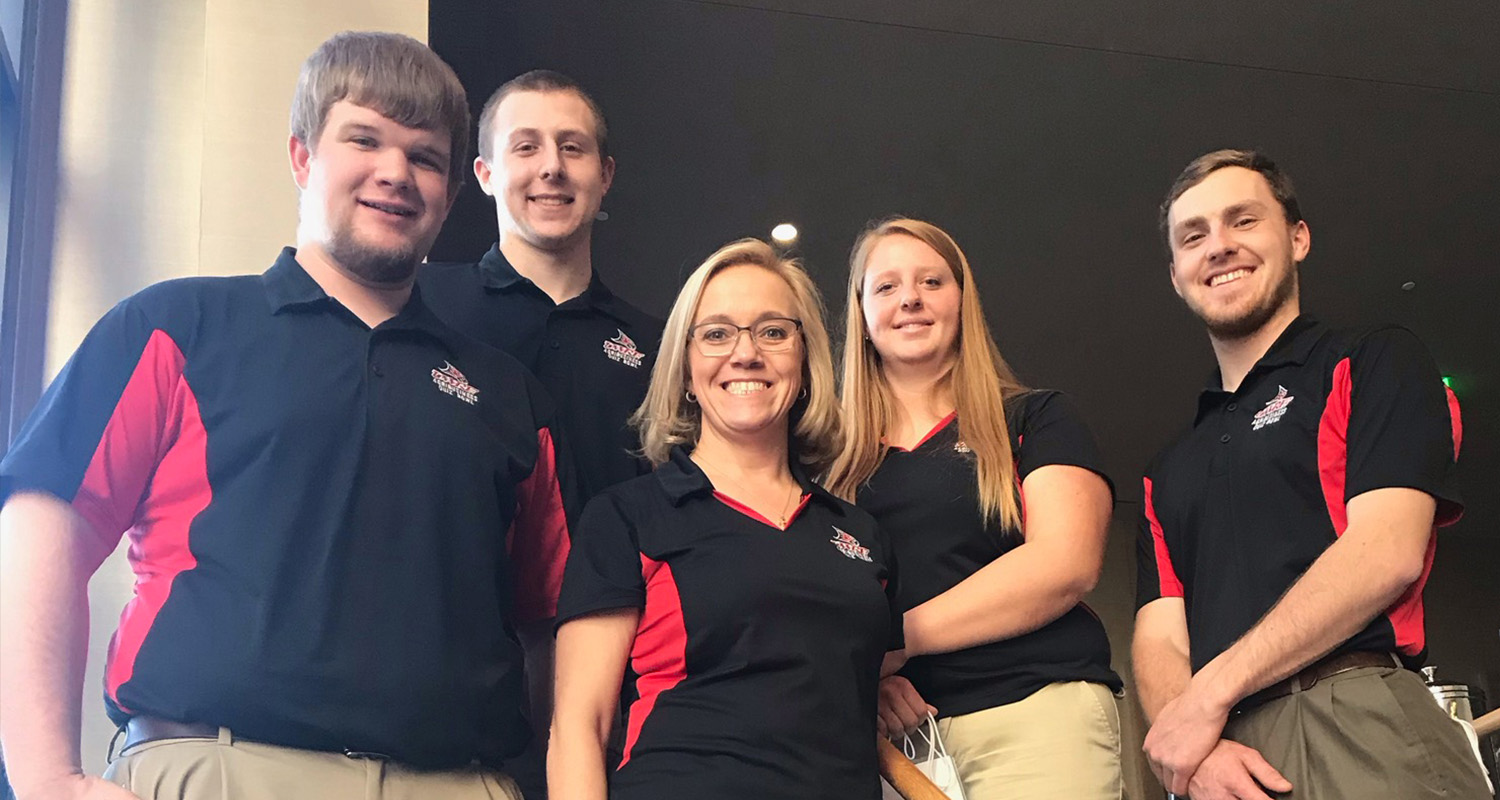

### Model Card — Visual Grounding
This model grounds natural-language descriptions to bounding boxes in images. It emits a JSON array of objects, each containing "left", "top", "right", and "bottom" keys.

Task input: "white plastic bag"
[{"left": 880, "top": 714, "right": 967, "bottom": 800}]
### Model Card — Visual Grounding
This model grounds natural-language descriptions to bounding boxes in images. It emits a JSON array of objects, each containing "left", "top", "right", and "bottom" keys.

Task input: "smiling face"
[
  {"left": 860, "top": 234, "right": 963, "bottom": 372},
  {"left": 1166, "top": 166, "right": 1310, "bottom": 340},
  {"left": 687, "top": 264, "right": 806, "bottom": 450},
  {"left": 476, "top": 89, "right": 615, "bottom": 254},
  {"left": 291, "top": 100, "right": 454, "bottom": 284}
]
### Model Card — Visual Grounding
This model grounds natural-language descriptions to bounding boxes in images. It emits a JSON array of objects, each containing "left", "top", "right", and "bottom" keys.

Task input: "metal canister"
[{"left": 1421, "top": 665, "right": 1476, "bottom": 723}]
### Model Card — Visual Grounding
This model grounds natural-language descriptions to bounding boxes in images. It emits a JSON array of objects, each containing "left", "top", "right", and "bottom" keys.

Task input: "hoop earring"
[
  {"left": 799, "top": 386, "right": 808, "bottom": 399},
  {"left": 685, "top": 389, "right": 697, "bottom": 403}
]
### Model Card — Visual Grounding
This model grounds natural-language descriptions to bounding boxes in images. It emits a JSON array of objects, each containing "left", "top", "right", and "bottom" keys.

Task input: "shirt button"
[
  {"left": 1226, "top": 402, "right": 1238, "bottom": 412},
  {"left": 371, "top": 364, "right": 384, "bottom": 378},
  {"left": 1220, "top": 433, "right": 1231, "bottom": 444},
  {"left": 550, "top": 340, "right": 561, "bottom": 349}
]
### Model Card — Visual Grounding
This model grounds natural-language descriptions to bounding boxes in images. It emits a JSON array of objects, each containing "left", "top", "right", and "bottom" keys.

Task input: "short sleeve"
[
  {"left": 1340, "top": 328, "right": 1462, "bottom": 524},
  {"left": 1135, "top": 475, "right": 1184, "bottom": 609},
  {"left": 555, "top": 492, "right": 647, "bottom": 628},
  {"left": 1012, "top": 391, "right": 1115, "bottom": 500},
  {"left": 0, "top": 297, "right": 183, "bottom": 548}
]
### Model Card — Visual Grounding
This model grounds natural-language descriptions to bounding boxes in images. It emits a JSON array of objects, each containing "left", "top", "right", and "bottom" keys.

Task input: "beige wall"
[{"left": 49, "top": 0, "right": 428, "bottom": 774}]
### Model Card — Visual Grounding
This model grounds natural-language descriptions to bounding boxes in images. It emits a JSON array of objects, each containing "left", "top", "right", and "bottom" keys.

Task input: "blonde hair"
[
  {"left": 827, "top": 218, "right": 1027, "bottom": 530},
  {"left": 632, "top": 239, "right": 842, "bottom": 473}
]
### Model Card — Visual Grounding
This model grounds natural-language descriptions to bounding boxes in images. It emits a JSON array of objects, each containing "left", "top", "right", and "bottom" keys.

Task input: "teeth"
[
  {"left": 532, "top": 197, "right": 571, "bottom": 206},
  {"left": 724, "top": 381, "right": 769, "bottom": 395},
  {"left": 363, "top": 201, "right": 412, "bottom": 216},
  {"left": 1210, "top": 269, "right": 1250, "bottom": 287}
]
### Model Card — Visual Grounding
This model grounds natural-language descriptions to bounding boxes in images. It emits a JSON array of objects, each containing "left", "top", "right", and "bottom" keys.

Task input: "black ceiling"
[{"left": 429, "top": 1, "right": 1500, "bottom": 543}]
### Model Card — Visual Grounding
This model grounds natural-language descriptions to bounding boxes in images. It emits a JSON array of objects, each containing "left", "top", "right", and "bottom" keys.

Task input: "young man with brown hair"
[
  {"left": 1133, "top": 149, "right": 1488, "bottom": 799},
  {"left": 420, "top": 70, "right": 662, "bottom": 504},
  {"left": 0, "top": 32, "right": 571, "bottom": 800}
]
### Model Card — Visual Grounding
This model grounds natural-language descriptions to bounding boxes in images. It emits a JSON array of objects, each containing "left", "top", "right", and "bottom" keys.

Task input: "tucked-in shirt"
[
  {"left": 858, "top": 391, "right": 1121, "bottom": 718},
  {"left": 1136, "top": 316, "right": 1462, "bottom": 672},
  {"left": 0, "top": 249, "right": 574, "bottom": 767},
  {"left": 557, "top": 447, "right": 902, "bottom": 800}
]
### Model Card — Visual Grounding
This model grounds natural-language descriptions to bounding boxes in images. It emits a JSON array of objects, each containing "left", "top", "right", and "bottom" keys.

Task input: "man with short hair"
[
  {"left": 0, "top": 32, "right": 570, "bottom": 800},
  {"left": 1133, "top": 149, "right": 1489, "bottom": 799},
  {"left": 418, "top": 66, "right": 661, "bottom": 800},
  {"left": 420, "top": 70, "right": 662, "bottom": 504}
]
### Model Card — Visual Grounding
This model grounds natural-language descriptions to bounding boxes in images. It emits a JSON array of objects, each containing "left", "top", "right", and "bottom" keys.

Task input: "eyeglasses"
[{"left": 688, "top": 317, "right": 803, "bottom": 357}]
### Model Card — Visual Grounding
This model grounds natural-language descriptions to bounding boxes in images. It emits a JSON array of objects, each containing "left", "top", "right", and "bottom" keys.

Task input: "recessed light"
[{"left": 771, "top": 223, "right": 798, "bottom": 243}]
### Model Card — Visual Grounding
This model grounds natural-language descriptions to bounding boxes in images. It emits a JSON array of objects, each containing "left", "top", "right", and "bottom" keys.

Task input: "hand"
[
  {"left": 1143, "top": 683, "right": 1232, "bottom": 795},
  {"left": 18, "top": 773, "right": 142, "bottom": 800},
  {"left": 876, "top": 676, "right": 937, "bottom": 738},
  {"left": 1185, "top": 739, "right": 1293, "bottom": 800}
]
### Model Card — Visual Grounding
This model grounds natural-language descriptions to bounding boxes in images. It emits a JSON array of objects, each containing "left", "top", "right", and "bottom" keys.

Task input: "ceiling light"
[{"left": 771, "top": 223, "right": 798, "bottom": 244}]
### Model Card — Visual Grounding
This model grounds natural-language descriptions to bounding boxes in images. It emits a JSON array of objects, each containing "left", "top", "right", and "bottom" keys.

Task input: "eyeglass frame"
[{"left": 686, "top": 317, "right": 804, "bottom": 356}]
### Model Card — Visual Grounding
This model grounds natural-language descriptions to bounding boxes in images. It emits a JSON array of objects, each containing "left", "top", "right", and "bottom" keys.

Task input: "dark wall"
[{"left": 430, "top": 0, "right": 1500, "bottom": 783}]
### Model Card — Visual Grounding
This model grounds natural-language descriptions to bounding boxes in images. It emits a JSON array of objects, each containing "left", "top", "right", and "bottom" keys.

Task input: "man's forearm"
[
  {"left": 1135, "top": 639, "right": 1193, "bottom": 723},
  {"left": 1133, "top": 601, "right": 1194, "bottom": 723},
  {"left": 0, "top": 493, "right": 112, "bottom": 795}
]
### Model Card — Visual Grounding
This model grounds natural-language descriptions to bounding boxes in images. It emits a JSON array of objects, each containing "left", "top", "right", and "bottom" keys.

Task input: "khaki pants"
[
  {"left": 1224, "top": 665, "right": 1490, "bottom": 799},
  {"left": 936, "top": 681, "right": 1122, "bottom": 800},
  {"left": 104, "top": 727, "right": 524, "bottom": 800}
]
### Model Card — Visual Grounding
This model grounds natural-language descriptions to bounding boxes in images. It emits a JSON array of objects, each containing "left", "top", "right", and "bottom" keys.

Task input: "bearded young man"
[
  {"left": 0, "top": 32, "right": 572, "bottom": 800},
  {"left": 1131, "top": 149, "right": 1489, "bottom": 800}
]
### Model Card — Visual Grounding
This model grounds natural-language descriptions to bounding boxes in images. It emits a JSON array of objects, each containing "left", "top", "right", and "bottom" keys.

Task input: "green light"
[{"left": 1442, "top": 376, "right": 1454, "bottom": 389}]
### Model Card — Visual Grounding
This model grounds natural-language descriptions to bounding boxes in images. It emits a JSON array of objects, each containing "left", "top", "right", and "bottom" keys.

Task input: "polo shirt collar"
[
  {"left": 1195, "top": 314, "right": 1326, "bottom": 421},
  {"left": 261, "top": 247, "right": 460, "bottom": 351},
  {"left": 477, "top": 243, "right": 638, "bottom": 325},
  {"left": 656, "top": 445, "right": 846, "bottom": 515},
  {"left": 261, "top": 247, "right": 329, "bottom": 311}
]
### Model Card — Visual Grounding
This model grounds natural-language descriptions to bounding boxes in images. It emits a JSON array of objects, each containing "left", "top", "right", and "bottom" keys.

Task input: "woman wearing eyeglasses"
[
  {"left": 548, "top": 239, "right": 903, "bottom": 800},
  {"left": 828, "top": 219, "right": 1122, "bottom": 799}
]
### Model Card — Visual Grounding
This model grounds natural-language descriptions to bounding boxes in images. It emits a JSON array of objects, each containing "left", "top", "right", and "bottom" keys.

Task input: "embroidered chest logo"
[
  {"left": 830, "top": 527, "right": 873, "bottom": 562},
  {"left": 1251, "top": 385, "right": 1294, "bottom": 430},
  {"left": 603, "top": 329, "right": 645, "bottom": 369},
  {"left": 431, "top": 361, "right": 480, "bottom": 405}
]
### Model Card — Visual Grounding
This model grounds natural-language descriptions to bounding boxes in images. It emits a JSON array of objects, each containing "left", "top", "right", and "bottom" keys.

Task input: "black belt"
[
  {"left": 117, "top": 717, "right": 393, "bottom": 761},
  {"left": 1236, "top": 651, "right": 1400, "bottom": 713}
]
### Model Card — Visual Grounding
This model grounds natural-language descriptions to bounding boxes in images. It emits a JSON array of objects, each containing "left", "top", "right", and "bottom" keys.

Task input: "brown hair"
[
  {"left": 476, "top": 70, "right": 610, "bottom": 163},
  {"left": 827, "top": 218, "right": 1027, "bottom": 530},
  {"left": 632, "top": 239, "right": 842, "bottom": 473},
  {"left": 289, "top": 31, "right": 470, "bottom": 199},
  {"left": 1160, "top": 149, "right": 1302, "bottom": 248}
]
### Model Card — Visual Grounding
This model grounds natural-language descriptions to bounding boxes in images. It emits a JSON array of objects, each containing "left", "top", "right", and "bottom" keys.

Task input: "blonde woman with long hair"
[
  {"left": 828, "top": 219, "right": 1122, "bottom": 799},
  {"left": 549, "top": 239, "right": 903, "bottom": 800}
]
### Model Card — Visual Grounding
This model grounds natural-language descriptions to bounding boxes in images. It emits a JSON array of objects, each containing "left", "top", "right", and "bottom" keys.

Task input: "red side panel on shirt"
[
  {"left": 507, "top": 426, "right": 571, "bottom": 622},
  {"left": 1316, "top": 359, "right": 1354, "bottom": 536},
  {"left": 83, "top": 330, "right": 210, "bottom": 710},
  {"left": 1142, "top": 477, "right": 1183, "bottom": 598},
  {"left": 620, "top": 554, "right": 688, "bottom": 768},
  {"left": 1317, "top": 357, "right": 1444, "bottom": 657}
]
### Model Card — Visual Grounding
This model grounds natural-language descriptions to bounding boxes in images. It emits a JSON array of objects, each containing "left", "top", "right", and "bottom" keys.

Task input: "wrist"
[{"left": 1187, "top": 662, "right": 1240, "bottom": 715}]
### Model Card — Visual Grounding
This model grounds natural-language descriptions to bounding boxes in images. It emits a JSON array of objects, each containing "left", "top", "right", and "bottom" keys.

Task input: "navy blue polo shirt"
[
  {"left": 420, "top": 245, "right": 663, "bottom": 499},
  {"left": 0, "top": 248, "right": 574, "bottom": 767},
  {"left": 857, "top": 391, "right": 1121, "bottom": 718},
  {"left": 557, "top": 447, "right": 902, "bottom": 800},
  {"left": 1136, "top": 316, "right": 1462, "bottom": 672}
]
